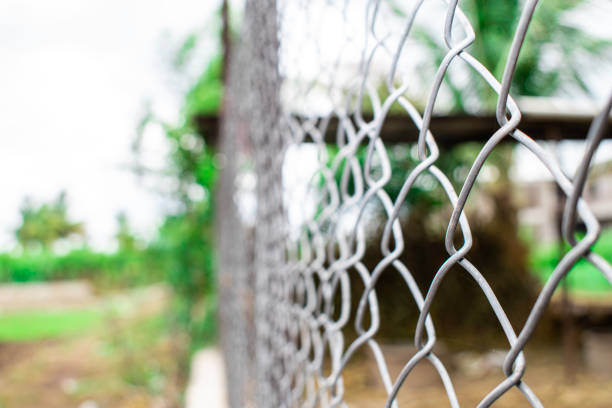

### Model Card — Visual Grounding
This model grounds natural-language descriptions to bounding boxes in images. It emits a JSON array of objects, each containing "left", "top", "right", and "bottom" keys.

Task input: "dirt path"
[
  {"left": 0, "top": 281, "right": 95, "bottom": 312},
  {"left": 0, "top": 283, "right": 181, "bottom": 408},
  {"left": 341, "top": 347, "right": 612, "bottom": 408}
]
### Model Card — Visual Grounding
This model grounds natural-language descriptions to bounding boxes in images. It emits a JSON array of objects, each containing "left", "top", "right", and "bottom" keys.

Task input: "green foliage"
[
  {"left": 115, "top": 212, "right": 141, "bottom": 252},
  {"left": 15, "top": 191, "right": 85, "bottom": 251},
  {"left": 393, "top": 0, "right": 612, "bottom": 111},
  {"left": 328, "top": 141, "right": 511, "bottom": 208},
  {"left": 464, "top": 0, "right": 609, "bottom": 103},
  {"left": 148, "top": 198, "right": 217, "bottom": 346},
  {"left": 147, "top": 54, "right": 221, "bottom": 346},
  {"left": 173, "top": 33, "right": 200, "bottom": 70},
  {"left": 0, "top": 308, "right": 102, "bottom": 341},
  {"left": 0, "top": 248, "right": 164, "bottom": 289},
  {"left": 134, "top": 7, "right": 227, "bottom": 349},
  {"left": 183, "top": 54, "right": 223, "bottom": 117},
  {"left": 530, "top": 228, "right": 612, "bottom": 293}
]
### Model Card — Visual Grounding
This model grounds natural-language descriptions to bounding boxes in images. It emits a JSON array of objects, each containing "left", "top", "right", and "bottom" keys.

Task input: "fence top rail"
[{"left": 199, "top": 112, "right": 612, "bottom": 147}]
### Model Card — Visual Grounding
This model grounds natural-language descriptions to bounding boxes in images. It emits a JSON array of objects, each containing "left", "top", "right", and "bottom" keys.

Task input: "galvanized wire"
[{"left": 218, "top": 0, "right": 612, "bottom": 407}]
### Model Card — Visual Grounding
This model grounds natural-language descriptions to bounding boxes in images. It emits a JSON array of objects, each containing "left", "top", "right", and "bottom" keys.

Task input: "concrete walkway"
[{"left": 185, "top": 348, "right": 228, "bottom": 408}]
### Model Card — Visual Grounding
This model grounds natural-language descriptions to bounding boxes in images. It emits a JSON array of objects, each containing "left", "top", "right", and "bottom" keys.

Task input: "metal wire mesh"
[{"left": 218, "top": 0, "right": 612, "bottom": 407}]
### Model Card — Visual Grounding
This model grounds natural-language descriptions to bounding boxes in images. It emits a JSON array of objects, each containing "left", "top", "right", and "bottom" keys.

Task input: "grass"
[
  {"left": 530, "top": 228, "right": 612, "bottom": 293},
  {"left": 0, "top": 308, "right": 102, "bottom": 342}
]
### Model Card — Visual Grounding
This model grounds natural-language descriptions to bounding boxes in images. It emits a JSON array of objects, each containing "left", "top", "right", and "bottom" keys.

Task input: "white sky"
[{"left": 0, "top": 0, "right": 221, "bottom": 250}]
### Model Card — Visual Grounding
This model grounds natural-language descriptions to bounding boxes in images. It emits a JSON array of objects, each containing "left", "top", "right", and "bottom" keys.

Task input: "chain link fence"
[{"left": 217, "top": 0, "right": 612, "bottom": 406}]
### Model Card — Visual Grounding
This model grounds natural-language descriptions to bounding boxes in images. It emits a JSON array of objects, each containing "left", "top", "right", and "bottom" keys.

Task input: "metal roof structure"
[{"left": 197, "top": 112, "right": 612, "bottom": 147}]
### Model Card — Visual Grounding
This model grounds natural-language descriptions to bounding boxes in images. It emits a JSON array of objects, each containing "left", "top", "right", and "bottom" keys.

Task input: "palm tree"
[{"left": 394, "top": 0, "right": 612, "bottom": 112}]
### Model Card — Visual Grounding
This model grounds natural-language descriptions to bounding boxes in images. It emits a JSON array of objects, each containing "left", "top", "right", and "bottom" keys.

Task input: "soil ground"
[
  {"left": 0, "top": 284, "right": 184, "bottom": 408},
  {"left": 341, "top": 346, "right": 612, "bottom": 407},
  {"left": 2, "top": 282, "right": 610, "bottom": 407}
]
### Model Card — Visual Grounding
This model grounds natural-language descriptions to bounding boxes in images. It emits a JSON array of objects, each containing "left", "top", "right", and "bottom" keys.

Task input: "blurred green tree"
[
  {"left": 133, "top": 1, "right": 232, "bottom": 350},
  {"left": 115, "top": 212, "right": 140, "bottom": 252},
  {"left": 408, "top": 0, "right": 611, "bottom": 111},
  {"left": 15, "top": 191, "right": 85, "bottom": 252}
]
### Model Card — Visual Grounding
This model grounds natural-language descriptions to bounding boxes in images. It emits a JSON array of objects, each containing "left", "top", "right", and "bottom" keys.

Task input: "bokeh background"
[{"left": 0, "top": 0, "right": 611, "bottom": 407}]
